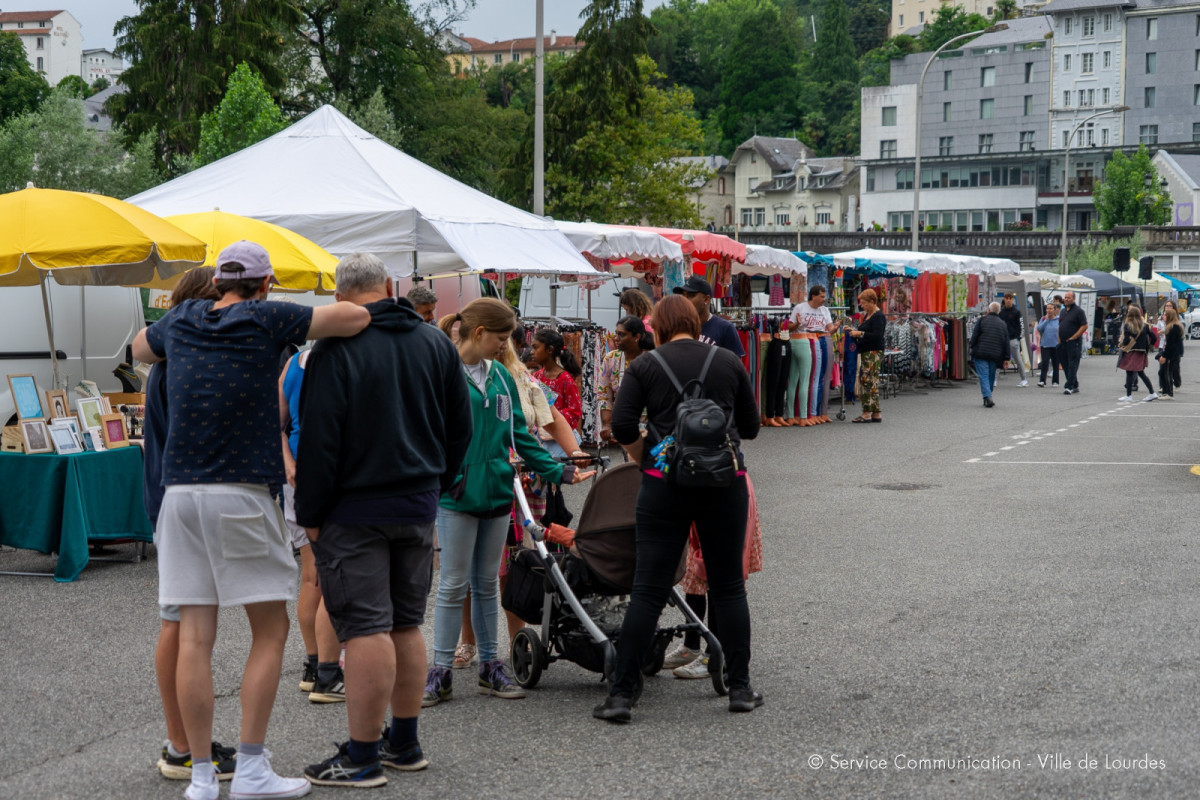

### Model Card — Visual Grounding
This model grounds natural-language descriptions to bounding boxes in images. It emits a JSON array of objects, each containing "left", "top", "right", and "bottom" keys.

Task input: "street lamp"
[
  {"left": 1059, "top": 105, "right": 1129, "bottom": 275},
  {"left": 911, "top": 24, "right": 1007, "bottom": 252}
]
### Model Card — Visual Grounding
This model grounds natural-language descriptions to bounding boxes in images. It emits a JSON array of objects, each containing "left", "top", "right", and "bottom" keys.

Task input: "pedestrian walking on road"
[
  {"left": 1057, "top": 291, "right": 1089, "bottom": 394},
  {"left": 1036, "top": 303, "right": 1061, "bottom": 387},
  {"left": 132, "top": 240, "right": 371, "bottom": 800},
  {"left": 1117, "top": 305, "right": 1157, "bottom": 402},
  {"left": 297, "top": 253, "right": 472, "bottom": 788},
  {"left": 1156, "top": 308, "right": 1184, "bottom": 399},
  {"left": 970, "top": 302, "right": 1009, "bottom": 408},
  {"left": 999, "top": 293, "right": 1028, "bottom": 386}
]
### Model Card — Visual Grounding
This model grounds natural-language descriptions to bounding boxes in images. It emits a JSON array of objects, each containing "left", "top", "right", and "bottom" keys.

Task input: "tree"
[
  {"left": 717, "top": 5, "right": 801, "bottom": 152},
  {"left": 920, "top": 6, "right": 990, "bottom": 52},
  {"left": 1093, "top": 145, "right": 1172, "bottom": 230},
  {"left": 91, "top": 77, "right": 111, "bottom": 93},
  {"left": 0, "top": 89, "right": 162, "bottom": 196},
  {"left": 993, "top": 0, "right": 1019, "bottom": 22},
  {"left": 56, "top": 75, "right": 91, "bottom": 99},
  {"left": 111, "top": 0, "right": 299, "bottom": 167},
  {"left": 0, "top": 32, "right": 49, "bottom": 123},
  {"left": 848, "top": 3, "right": 890, "bottom": 56},
  {"left": 196, "top": 63, "right": 287, "bottom": 166},
  {"left": 811, "top": 0, "right": 859, "bottom": 85},
  {"left": 859, "top": 35, "right": 919, "bottom": 87}
]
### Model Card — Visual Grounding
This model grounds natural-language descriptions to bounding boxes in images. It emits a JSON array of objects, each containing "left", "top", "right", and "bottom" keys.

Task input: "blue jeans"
[
  {"left": 974, "top": 359, "right": 998, "bottom": 399},
  {"left": 432, "top": 508, "right": 510, "bottom": 668}
]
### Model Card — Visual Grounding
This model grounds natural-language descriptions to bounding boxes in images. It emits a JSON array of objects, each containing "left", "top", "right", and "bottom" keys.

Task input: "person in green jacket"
[{"left": 424, "top": 298, "right": 593, "bottom": 706}]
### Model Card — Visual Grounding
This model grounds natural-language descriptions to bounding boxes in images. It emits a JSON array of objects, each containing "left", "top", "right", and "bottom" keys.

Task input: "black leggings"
[
  {"left": 1125, "top": 369, "right": 1153, "bottom": 395},
  {"left": 1158, "top": 358, "right": 1181, "bottom": 395},
  {"left": 611, "top": 475, "right": 751, "bottom": 696},
  {"left": 762, "top": 339, "right": 790, "bottom": 418}
]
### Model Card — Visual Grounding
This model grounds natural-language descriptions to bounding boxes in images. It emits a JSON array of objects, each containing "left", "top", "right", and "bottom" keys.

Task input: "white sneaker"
[
  {"left": 1018, "top": 380, "right": 1028, "bottom": 387},
  {"left": 662, "top": 644, "right": 703, "bottom": 671},
  {"left": 1143, "top": 393, "right": 1158, "bottom": 402},
  {"left": 1117, "top": 395, "right": 1132, "bottom": 402},
  {"left": 185, "top": 778, "right": 219, "bottom": 800},
  {"left": 230, "top": 753, "right": 311, "bottom": 800},
  {"left": 1159, "top": 394, "right": 1175, "bottom": 400},
  {"left": 673, "top": 656, "right": 710, "bottom": 680}
]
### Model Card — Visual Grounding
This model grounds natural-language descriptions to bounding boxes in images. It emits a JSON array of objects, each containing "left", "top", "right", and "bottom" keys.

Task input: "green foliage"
[
  {"left": 1062, "top": 233, "right": 1142, "bottom": 274},
  {"left": 196, "top": 63, "right": 287, "bottom": 166},
  {"left": 505, "top": 276, "right": 522, "bottom": 307},
  {"left": 561, "top": 0, "right": 657, "bottom": 121},
  {"left": 0, "top": 32, "right": 50, "bottom": 123},
  {"left": 717, "top": 5, "right": 801, "bottom": 152},
  {"left": 993, "top": 0, "right": 1019, "bottom": 22},
  {"left": 848, "top": 3, "right": 889, "bottom": 56},
  {"left": 919, "top": 6, "right": 991, "bottom": 52},
  {"left": 1093, "top": 145, "right": 1172, "bottom": 230},
  {"left": 56, "top": 75, "right": 91, "bottom": 99},
  {"left": 91, "top": 77, "right": 111, "bottom": 93},
  {"left": 859, "top": 35, "right": 918, "bottom": 87},
  {"left": 812, "top": 0, "right": 859, "bottom": 85},
  {"left": 0, "top": 89, "right": 162, "bottom": 196}
]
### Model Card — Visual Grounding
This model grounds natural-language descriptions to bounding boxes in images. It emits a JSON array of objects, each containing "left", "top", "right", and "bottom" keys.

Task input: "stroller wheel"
[
  {"left": 511, "top": 627, "right": 544, "bottom": 689},
  {"left": 836, "top": 409, "right": 846, "bottom": 421}
]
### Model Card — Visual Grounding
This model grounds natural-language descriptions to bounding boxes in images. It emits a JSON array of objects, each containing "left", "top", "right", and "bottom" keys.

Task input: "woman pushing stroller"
[{"left": 593, "top": 295, "right": 762, "bottom": 723}]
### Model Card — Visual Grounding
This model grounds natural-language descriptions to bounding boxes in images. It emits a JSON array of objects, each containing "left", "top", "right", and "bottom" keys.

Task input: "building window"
[
  {"left": 1063, "top": 54, "right": 1071, "bottom": 72},
  {"left": 1024, "top": 95, "right": 1034, "bottom": 116},
  {"left": 718, "top": 177, "right": 726, "bottom": 195},
  {"left": 1019, "top": 131, "right": 1035, "bottom": 151},
  {"left": 1024, "top": 62, "right": 1033, "bottom": 83},
  {"left": 981, "top": 66, "right": 995, "bottom": 87},
  {"left": 1103, "top": 51, "right": 1111, "bottom": 69},
  {"left": 1085, "top": 126, "right": 1094, "bottom": 146},
  {"left": 896, "top": 168, "right": 913, "bottom": 191},
  {"left": 741, "top": 209, "right": 753, "bottom": 227},
  {"left": 980, "top": 98, "right": 994, "bottom": 119},
  {"left": 1146, "top": 53, "right": 1156, "bottom": 74},
  {"left": 1083, "top": 16, "right": 1095, "bottom": 36},
  {"left": 1103, "top": 13, "right": 1112, "bottom": 32},
  {"left": 918, "top": 11, "right": 924, "bottom": 23},
  {"left": 1063, "top": 90, "right": 1071, "bottom": 108},
  {"left": 1147, "top": 18, "right": 1157, "bottom": 40},
  {"left": 1145, "top": 86, "right": 1156, "bottom": 108},
  {"left": 899, "top": 14, "right": 903, "bottom": 26},
  {"left": 882, "top": 106, "right": 897, "bottom": 126},
  {"left": 939, "top": 136, "right": 953, "bottom": 156},
  {"left": 754, "top": 208, "right": 766, "bottom": 226},
  {"left": 775, "top": 212, "right": 790, "bottom": 226},
  {"left": 941, "top": 101, "right": 950, "bottom": 122},
  {"left": 1102, "top": 87, "right": 1110, "bottom": 104},
  {"left": 1081, "top": 89, "right": 1094, "bottom": 107},
  {"left": 866, "top": 168, "right": 875, "bottom": 192},
  {"left": 943, "top": 71, "right": 952, "bottom": 91},
  {"left": 17, "top": 21, "right": 23, "bottom": 28},
  {"left": 1082, "top": 53, "right": 1093, "bottom": 74},
  {"left": 1102, "top": 128, "right": 1109, "bottom": 145},
  {"left": 978, "top": 134, "right": 994, "bottom": 154},
  {"left": 1064, "top": 18, "right": 1072, "bottom": 35},
  {"left": 512, "top": 52, "right": 520, "bottom": 63},
  {"left": 880, "top": 140, "right": 897, "bottom": 159},
  {"left": 1195, "top": 84, "right": 1200, "bottom": 105},
  {"left": 36, "top": 37, "right": 43, "bottom": 49},
  {"left": 1196, "top": 50, "right": 1200, "bottom": 70},
  {"left": 36, "top": 56, "right": 43, "bottom": 71},
  {"left": 815, "top": 211, "right": 832, "bottom": 225},
  {"left": 748, "top": 177, "right": 758, "bottom": 193},
  {"left": 1194, "top": 122, "right": 1200, "bottom": 142},
  {"left": 1063, "top": 130, "right": 1069, "bottom": 148},
  {"left": 1139, "top": 124, "right": 1159, "bottom": 145},
  {"left": 493, "top": 53, "right": 502, "bottom": 64}
]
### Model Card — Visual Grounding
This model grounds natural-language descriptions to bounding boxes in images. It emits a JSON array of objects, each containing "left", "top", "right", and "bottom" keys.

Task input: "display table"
[{"left": 0, "top": 448, "right": 152, "bottom": 582}]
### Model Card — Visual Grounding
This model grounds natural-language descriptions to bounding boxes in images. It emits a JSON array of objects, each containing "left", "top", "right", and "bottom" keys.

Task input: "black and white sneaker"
[
  {"left": 158, "top": 740, "right": 237, "bottom": 781},
  {"left": 379, "top": 736, "right": 429, "bottom": 772},
  {"left": 298, "top": 661, "right": 317, "bottom": 693},
  {"left": 308, "top": 669, "right": 346, "bottom": 704},
  {"left": 304, "top": 743, "right": 386, "bottom": 788}
]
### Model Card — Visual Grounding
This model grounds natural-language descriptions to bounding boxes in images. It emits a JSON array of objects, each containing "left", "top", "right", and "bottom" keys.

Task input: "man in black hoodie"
[
  {"left": 297, "top": 253, "right": 471, "bottom": 787},
  {"left": 970, "top": 302, "right": 1010, "bottom": 408}
]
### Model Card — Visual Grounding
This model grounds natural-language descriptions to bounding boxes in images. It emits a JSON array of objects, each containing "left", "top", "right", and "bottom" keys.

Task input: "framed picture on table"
[
  {"left": 98, "top": 413, "right": 130, "bottom": 449},
  {"left": 45, "top": 389, "right": 70, "bottom": 419},
  {"left": 20, "top": 419, "right": 53, "bottom": 453},
  {"left": 77, "top": 397, "right": 107, "bottom": 431},
  {"left": 7, "top": 374, "right": 45, "bottom": 420},
  {"left": 48, "top": 423, "right": 84, "bottom": 455}
]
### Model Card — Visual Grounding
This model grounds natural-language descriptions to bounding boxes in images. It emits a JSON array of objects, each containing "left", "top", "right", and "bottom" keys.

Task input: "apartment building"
[
  {"left": 0, "top": 10, "right": 82, "bottom": 87},
  {"left": 81, "top": 48, "right": 124, "bottom": 85},
  {"left": 439, "top": 30, "right": 582, "bottom": 76},
  {"left": 891, "top": 0, "right": 1044, "bottom": 35}
]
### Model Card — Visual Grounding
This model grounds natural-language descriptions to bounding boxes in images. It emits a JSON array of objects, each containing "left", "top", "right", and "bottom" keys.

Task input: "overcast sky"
[{"left": 0, "top": 1, "right": 669, "bottom": 52}]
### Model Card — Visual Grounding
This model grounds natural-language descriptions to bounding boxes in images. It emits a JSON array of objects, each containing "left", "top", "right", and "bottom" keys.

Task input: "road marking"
[
  {"left": 1192, "top": 466, "right": 1200, "bottom": 476},
  {"left": 1069, "top": 424, "right": 1079, "bottom": 427},
  {"left": 966, "top": 461, "right": 1198, "bottom": 466},
  {"left": 965, "top": 458, "right": 980, "bottom": 463},
  {"left": 1102, "top": 414, "right": 1200, "bottom": 418},
  {"left": 1016, "top": 441, "right": 1030, "bottom": 445},
  {"left": 1043, "top": 432, "right": 1055, "bottom": 437},
  {"left": 1056, "top": 428, "right": 1068, "bottom": 432},
  {"left": 982, "top": 452, "right": 999, "bottom": 457},
  {"left": 1000, "top": 446, "right": 1015, "bottom": 450}
]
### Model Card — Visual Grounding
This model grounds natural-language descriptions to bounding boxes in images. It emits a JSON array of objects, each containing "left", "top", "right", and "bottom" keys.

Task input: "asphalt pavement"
[{"left": 3, "top": 353, "right": 1198, "bottom": 799}]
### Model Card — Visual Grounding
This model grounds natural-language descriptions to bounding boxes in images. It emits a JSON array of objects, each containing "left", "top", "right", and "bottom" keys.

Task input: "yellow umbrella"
[
  {"left": 162, "top": 210, "right": 339, "bottom": 294},
  {"left": 0, "top": 186, "right": 207, "bottom": 288}
]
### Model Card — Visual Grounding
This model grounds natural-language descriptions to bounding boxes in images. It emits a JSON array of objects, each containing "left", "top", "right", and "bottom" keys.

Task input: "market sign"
[{"left": 141, "top": 288, "right": 172, "bottom": 322}]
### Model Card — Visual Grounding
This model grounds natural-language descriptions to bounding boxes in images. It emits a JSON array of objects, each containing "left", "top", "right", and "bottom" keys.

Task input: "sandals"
[
  {"left": 452, "top": 643, "right": 477, "bottom": 669},
  {"left": 851, "top": 416, "right": 873, "bottom": 423}
]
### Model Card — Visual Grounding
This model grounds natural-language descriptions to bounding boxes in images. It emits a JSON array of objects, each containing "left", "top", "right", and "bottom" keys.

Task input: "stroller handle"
[{"left": 513, "top": 474, "right": 545, "bottom": 542}]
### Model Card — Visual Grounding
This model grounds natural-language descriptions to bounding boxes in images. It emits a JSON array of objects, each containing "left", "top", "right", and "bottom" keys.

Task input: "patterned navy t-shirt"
[{"left": 145, "top": 298, "right": 313, "bottom": 486}]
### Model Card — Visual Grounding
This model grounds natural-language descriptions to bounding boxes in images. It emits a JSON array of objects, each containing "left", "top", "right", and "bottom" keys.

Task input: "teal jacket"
[{"left": 440, "top": 360, "right": 565, "bottom": 516}]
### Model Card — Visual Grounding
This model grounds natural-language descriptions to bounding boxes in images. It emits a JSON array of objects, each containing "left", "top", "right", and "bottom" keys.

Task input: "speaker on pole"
[
  {"left": 1113, "top": 247, "right": 1130, "bottom": 272},
  {"left": 1138, "top": 255, "right": 1154, "bottom": 281}
]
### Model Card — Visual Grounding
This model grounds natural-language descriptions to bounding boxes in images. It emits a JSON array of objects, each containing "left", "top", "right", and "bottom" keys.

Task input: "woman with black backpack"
[{"left": 594, "top": 295, "right": 761, "bottom": 723}]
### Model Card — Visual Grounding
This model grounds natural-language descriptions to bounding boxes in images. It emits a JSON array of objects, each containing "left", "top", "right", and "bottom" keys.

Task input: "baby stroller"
[{"left": 501, "top": 460, "right": 727, "bottom": 696}]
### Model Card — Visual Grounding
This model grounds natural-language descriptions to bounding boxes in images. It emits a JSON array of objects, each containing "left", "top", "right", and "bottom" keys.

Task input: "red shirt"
[{"left": 533, "top": 368, "right": 582, "bottom": 430}]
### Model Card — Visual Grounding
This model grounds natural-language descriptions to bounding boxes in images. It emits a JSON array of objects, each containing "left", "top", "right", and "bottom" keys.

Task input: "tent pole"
[
  {"left": 39, "top": 271, "right": 62, "bottom": 389},
  {"left": 534, "top": 0, "right": 545, "bottom": 216},
  {"left": 80, "top": 286, "right": 88, "bottom": 381}
]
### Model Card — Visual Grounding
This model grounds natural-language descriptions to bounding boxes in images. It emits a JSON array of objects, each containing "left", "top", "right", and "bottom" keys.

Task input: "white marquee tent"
[{"left": 129, "top": 105, "right": 597, "bottom": 278}]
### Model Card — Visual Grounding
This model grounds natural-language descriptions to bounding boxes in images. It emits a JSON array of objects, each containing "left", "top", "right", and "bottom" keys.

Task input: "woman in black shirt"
[
  {"left": 594, "top": 295, "right": 761, "bottom": 723},
  {"left": 848, "top": 288, "right": 886, "bottom": 423}
]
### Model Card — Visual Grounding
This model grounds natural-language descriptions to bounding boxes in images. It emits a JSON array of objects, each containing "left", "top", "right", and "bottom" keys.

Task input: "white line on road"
[
  {"left": 965, "top": 461, "right": 1198, "bottom": 466},
  {"left": 1100, "top": 414, "right": 1200, "bottom": 418},
  {"left": 1000, "top": 446, "right": 1015, "bottom": 450},
  {"left": 982, "top": 452, "right": 999, "bottom": 456}
]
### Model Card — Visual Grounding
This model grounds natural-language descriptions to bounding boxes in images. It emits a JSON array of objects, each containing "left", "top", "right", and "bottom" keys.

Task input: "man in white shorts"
[{"left": 133, "top": 240, "right": 370, "bottom": 800}]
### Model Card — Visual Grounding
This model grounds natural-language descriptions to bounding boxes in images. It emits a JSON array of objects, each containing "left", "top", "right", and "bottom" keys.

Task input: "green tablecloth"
[{"left": 0, "top": 448, "right": 152, "bottom": 581}]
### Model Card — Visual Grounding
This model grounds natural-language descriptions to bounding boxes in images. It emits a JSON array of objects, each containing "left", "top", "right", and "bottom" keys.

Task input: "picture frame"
[
  {"left": 45, "top": 389, "right": 70, "bottom": 419},
  {"left": 49, "top": 415, "right": 82, "bottom": 440},
  {"left": 83, "top": 428, "right": 103, "bottom": 452},
  {"left": 76, "top": 397, "right": 107, "bottom": 431},
  {"left": 98, "top": 413, "right": 129, "bottom": 449},
  {"left": 48, "top": 423, "right": 83, "bottom": 455},
  {"left": 19, "top": 418, "right": 52, "bottom": 454},
  {"left": 8, "top": 374, "right": 45, "bottom": 420}
]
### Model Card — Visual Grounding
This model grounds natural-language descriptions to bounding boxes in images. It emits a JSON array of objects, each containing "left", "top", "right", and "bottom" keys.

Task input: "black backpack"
[{"left": 649, "top": 348, "right": 737, "bottom": 488}]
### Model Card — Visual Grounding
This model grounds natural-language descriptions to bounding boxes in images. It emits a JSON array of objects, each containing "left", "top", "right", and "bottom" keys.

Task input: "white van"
[
  {"left": 1, "top": 283, "right": 145, "bottom": 425},
  {"left": 519, "top": 275, "right": 650, "bottom": 331}
]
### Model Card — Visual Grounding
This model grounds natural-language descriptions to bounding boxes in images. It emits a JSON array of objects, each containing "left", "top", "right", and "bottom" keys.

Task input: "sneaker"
[
  {"left": 185, "top": 777, "right": 219, "bottom": 800},
  {"left": 1063, "top": 389, "right": 1072, "bottom": 395},
  {"left": 1037, "top": 381, "right": 1045, "bottom": 387},
  {"left": 662, "top": 644, "right": 702, "bottom": 671},
  {"left": 477, "top": 659, "right": 526, "bottom": 699},
  {"left": 673, "top": 656, "right": 710, "bottom": 680},
  {"left": 1018, "top": 380, "right": 1028, "bottom": 387},
  {"left": 1160, "top": 394, "right": 1174, "bottom": 400},
  {"left": 158, "top": 740, "right": 238, "bottom": 781},
  {"left": 229, "top": 752, "right": 311, "bottom": 800},
  {"left": 308, "top": 669, "right": 346, "bottom": 704},
  {"left": 1117, "top": 395, "right": 1132, "bottom": 402},
  {"left": 452, "top": 642, "right": 477, "bottom": 670},
  {"left": 303, "top": 742, "right": 387, "bottom": 788},
  {"left": 378, "top": 735, "right": 429, "bottom": 772},
  {"left": 421, "top": 665, "right": 452, "bottom": 708},
  {"left": 298, "top": 661, "right": 317, "bottom": 693},
  {"left": 1143, "top": 392, "right": 1158, "bottom": 402},
  {"left": 728, "top": 687, "right": 765, "bottom": 713},
  {"left": 983, "top": 397, "right": 995, "bottom": 408},
  {"left": 592, "top": 694, "right": 634, "bottom": 724},
  {"left": 1052, "top": 382, "right": 1060, "bottom": 387}
]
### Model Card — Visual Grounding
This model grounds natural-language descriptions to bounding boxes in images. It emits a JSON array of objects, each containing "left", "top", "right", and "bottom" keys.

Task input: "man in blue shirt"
[
  {"left": 674, "top": 276, "right": 745, "bottom": 358},
  {"left": 133, "top": 241, "right": 370, "bottom": 800}
]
